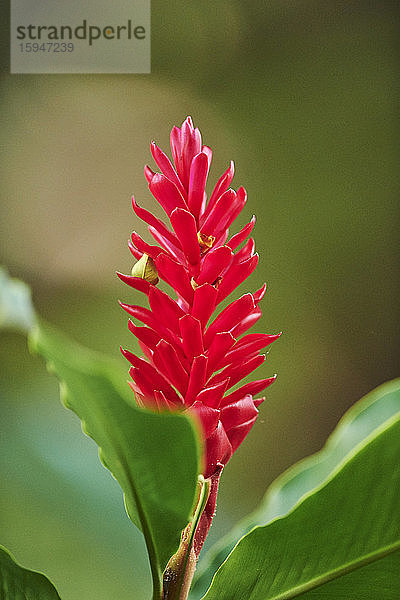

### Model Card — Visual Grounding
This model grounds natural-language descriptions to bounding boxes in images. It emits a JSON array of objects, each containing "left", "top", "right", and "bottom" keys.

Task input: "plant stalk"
[{"left": 162, "top": 476, "right": 211, "bottom": 600}]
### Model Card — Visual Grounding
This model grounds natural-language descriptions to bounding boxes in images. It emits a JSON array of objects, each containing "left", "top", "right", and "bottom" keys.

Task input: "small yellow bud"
[{"left": 131, "top": 254, "right": 159, "bottom": 285}]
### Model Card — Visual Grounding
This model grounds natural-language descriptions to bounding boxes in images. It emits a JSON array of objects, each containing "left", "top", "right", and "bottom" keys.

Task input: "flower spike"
[{"left": 119, "top": 117, "right": 280, "bottom": 555}]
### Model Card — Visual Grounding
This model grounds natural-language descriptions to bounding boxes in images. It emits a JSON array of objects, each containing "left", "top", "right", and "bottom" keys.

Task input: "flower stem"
[{"left": 162, "top": 476, "right": 211, "bottom": 600}]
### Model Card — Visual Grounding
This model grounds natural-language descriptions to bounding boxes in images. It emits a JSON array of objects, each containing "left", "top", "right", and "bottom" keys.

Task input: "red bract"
[{"left": 119, "top": 117, "right": 279, "bottom": 538}]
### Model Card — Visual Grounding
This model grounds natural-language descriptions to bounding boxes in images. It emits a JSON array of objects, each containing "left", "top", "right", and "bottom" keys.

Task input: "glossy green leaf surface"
[
  {"left": 202, "top": 382, "right": 400, "bottom": 599},
  {"left": 0, "top": 267, "right": 35, "bottom": 333},
  {"left": 0, "top": 545, "right": 61, "bottom": 599},
  {"left": 192, "top": 379, "right": 400, "bottom": 598},
  {"left": 29, "top": 320, "right": 201, "bottom": 596}
]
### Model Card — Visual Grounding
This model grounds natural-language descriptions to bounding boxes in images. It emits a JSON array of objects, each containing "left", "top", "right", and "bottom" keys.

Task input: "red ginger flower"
[{"left": 119, "top": 117, "right": 280, "bottom": 481}]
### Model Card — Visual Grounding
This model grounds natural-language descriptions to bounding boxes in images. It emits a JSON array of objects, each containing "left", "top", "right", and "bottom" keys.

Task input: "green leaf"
[
  {"left": 29, "top": 320, "right": 201, "bottom": 599},
  {"left": 0, "top": 545, "right": 61, "bottom": 599},
  {"left": 0, "top": 267, "right": 36, "bottom": 332},
  {"left": 192, "top": 378, "right": 400, "bottom": 598},
  {"left": 201, "top": 380, "right": 400, "bottom": 599}
]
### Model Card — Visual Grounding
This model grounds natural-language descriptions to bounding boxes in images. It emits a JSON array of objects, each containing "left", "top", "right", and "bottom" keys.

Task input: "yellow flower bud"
[{"left": 131, "top": 254, "right": 159, "bottom": 285}]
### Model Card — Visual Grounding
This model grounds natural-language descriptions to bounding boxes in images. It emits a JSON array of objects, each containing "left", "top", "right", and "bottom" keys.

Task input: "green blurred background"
[{"left": 0, "top": 2, "right": 399, "bottom": 599}]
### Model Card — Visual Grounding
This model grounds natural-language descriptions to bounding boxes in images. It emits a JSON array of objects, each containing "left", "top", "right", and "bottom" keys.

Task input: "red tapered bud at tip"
[
  {"left": 184, "top": 116, "right": 194, "bottom": 129},
  {"left": 182, "top": 124, "right": 202, "bottom": 185}
]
